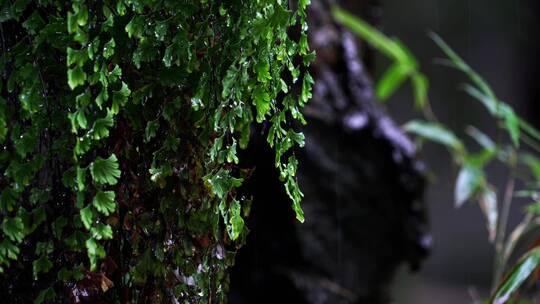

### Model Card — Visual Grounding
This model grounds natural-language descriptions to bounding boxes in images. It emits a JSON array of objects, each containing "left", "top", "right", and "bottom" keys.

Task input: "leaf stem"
[
  {"left": 500, "top": 214, "right": 534, "bottom": 275},
  {"left": 492, "top": 158, "right": 517, "bottom": 290}
]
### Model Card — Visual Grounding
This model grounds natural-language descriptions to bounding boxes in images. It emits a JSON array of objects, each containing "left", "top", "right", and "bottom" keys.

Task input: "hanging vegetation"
[{"left": 0, "top": 0, "right": 313, "bottom": 302}]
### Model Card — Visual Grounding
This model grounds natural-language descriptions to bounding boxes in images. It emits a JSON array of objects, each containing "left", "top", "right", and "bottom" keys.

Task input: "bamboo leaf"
[
  {"left": 492, "top": 247, "right": 540, "bottom": 304},
  {"left": 376, "top": 63, "right": 410, "bottom": 102},
  {"left": 430, "top": 32, "right": 496, "bottom": 101},
  {"left": 404, "top": 120, "right": 464, "bottom": 152},
  {"left": 479, "top": 186, "right": 498, "bottom": 242},
  {"left": 332, "top": 6, "right": 404, "bottom": 60},
  {"left": 504, "top": 109, "right": 520, "bottom": 148},
  {"left": 454, "top": 165, "right": 483, "bottom": 208},
  {"left": 464, "top": 85, "right": 520, "bottom": 147},
  {"left": 412, "top": 73, "right": 429, "bottom": 108},
  {"left": 467, "top": 126, "right": 496, "bottom": 151},
  {"left": 520, "top": 153, "right": 540, "bottom": 182}
]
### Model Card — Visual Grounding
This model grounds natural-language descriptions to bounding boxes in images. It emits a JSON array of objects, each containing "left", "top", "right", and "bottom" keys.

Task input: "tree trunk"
[{"left": 229, "top": 1, "right": 430, "bottom": 303}]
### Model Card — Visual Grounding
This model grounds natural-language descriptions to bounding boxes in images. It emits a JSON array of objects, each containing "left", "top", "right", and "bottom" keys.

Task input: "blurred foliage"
[
  {"left": 334, "top": 7, "right": 540, "bottom": 304},
  {"left": 332, "top": 6, "right": 428, "bottom": 109},
  {"left": 0, "top": 0, "right": 313, "bottom": 302}
]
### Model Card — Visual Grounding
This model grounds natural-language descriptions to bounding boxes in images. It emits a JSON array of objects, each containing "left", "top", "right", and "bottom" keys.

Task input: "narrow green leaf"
[
  {"left": 519, "top": 119, "right": 540, "bottom": 143},
  {"left": 504, "top": 108, "right": 520, "bottom": 147},
  {"left": 520, "top": 153, "right": 540, "bottom": 182},
  {"left": 466, "top": 126, "right": 496, "bottom": 150},
  {"left": 479, "top": 187, "right": 498, "bottom": 242},
  {"left": 376, "top": 63, "right": 410, "bottom": 102},
  {"left": 429, "top": 32, "right": 496, "bottom": 102},
  {"left": 464, "top": 85, "right": 520, "bottom": 147},
  {"left": 454, "top": 165, "right": 483, "bottom": 208},
  {"left": 492, "top": 247, "right": 540, "bottom": 304},
  {"left": 430, "top": 32, "right": 469, "bottom": 71},
  {"left": 332, "top": 6, "right": 406, "bottom": 61},
  {"left": 463, "top": 84, "right": 498, "bottom": 115},
  {"left": 411, "top": 73, "right": 429, "bottom": 108},
  {"left": 404, "top": 120, "right": 464, "bottom": 152},
  {"left": 467, "top": 149, "right": 495, "bottom": 168}
]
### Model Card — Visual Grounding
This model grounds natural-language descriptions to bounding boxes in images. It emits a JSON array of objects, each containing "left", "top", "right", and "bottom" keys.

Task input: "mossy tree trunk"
[{"left": 0, "top": 1, "right": 312, "bottom": 303}]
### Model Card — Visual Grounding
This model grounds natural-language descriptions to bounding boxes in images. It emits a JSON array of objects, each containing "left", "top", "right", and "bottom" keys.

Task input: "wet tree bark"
[{"left": 229, "top": 1, "right": 431, "bottom": 303}]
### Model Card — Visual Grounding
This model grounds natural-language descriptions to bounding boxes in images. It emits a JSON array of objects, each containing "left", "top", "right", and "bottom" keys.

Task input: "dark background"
[{"left": 374, "top": 0, "right": 540, "bottom": 302}]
